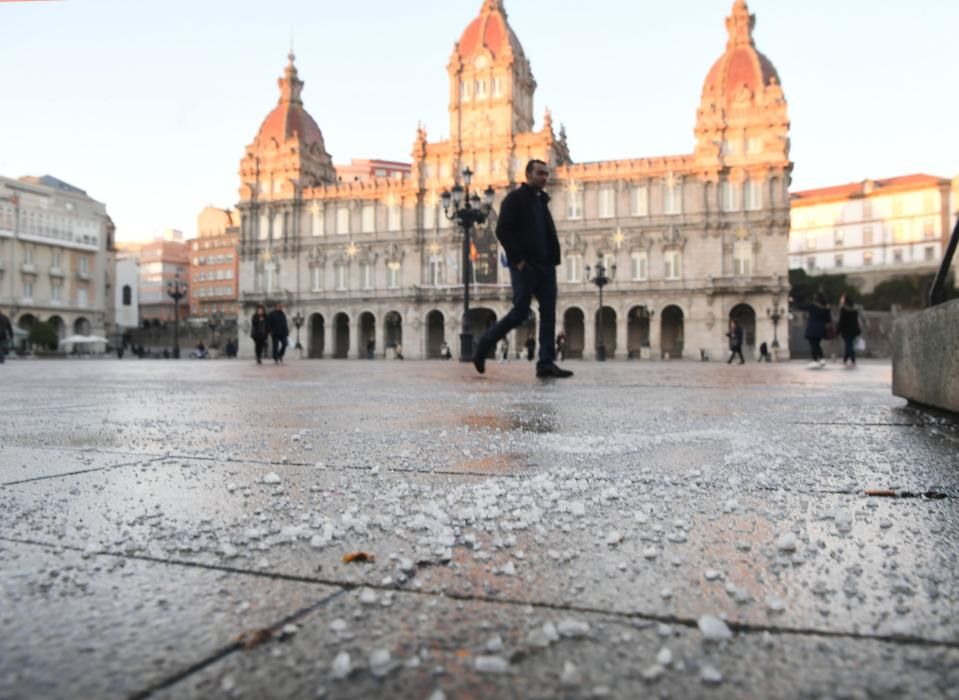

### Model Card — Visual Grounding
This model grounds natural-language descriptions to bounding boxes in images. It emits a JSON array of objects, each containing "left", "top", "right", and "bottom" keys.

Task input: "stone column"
[
  {"left": 583, "top": 305, "right": 596, "bottom": 361},
  {"left": 649, "top": 311, "right": 661, "bottom": 360},
  {"left": 374, "top": 315, "right": 385, "bottom": 360}
]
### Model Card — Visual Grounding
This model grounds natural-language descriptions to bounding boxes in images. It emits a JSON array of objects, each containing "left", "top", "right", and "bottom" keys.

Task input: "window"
[
  {"left": 834, "top": 254, "right": 843, "bottom": 268},
  {"left": 361, "top": 204, "right": 375, "bottom": 233},
  {"left": 925, "top": 246, "right": 936, "bottom": 261},
  {"left": 746, "top": 137, "right": 763, "bottom": 155},
  {"left": 565, "top": 254, "right": 582, "bottom": 283},
  {"left": 259, "top": 212, "right": 270, "bottom": 240},
  {"left": 23, "top": 280, "right": 34, "bottom": 299},
  {"left": 475, "top": 79, "right": 487, "bottom": 98},
  {"left": 335, "top": 263, "right": 348, "bottom": 290},
  {"left": 924, "top": 219, "right": 937, "bottom": 239},
  {"left": 311, "top": 267, "right": 323, "bottom": 291},
  {"left": 630, "top": 186, "right": 648, "bottom": 217},
  {"left": 630, "top": 252, "right": 648, "bottom": 281},
  {"left": 361, "top": 262, "right": 373, "bottom": 289},
  {"left": 664, "top": 250, "right": 682, "bottom": 279},
  {"left": 598, "top": 187, "right": 615, "bottom": 219},
  {"left": 721, "top": 181, "right": 740, "bottom": 212},
  {"left": 388, "top": 204, "right": 402, "bottom": 231},
  {"left": 492, "top": 77, "right": 502, "bottom": 97},
  {"left": 311, "top": 205, "right": 325, "bottom": 236},
  {"left": 892, "top": 222, "right": 908, "bottom": 244},
  {"left": 52, "top": 282, "right": 62, "bottom": 302},
  {"left": 734, "top": 241, "right": 752, "bottom": 276},
  {"left": 336, "top": 207, "right": 350, "bottom": 235},
  {"left": 804, "top": 233, "right": 817, "bottom": 250},
  {"left": 834, "top": 229, "right": 844, "bottom": 246},
  {"left": 24, "top": 245, "right": 33, "bottom": 264},
  {"left": 78, "top": 257, "right": 88, "bottom": 274},
  {"left": 745, "top": 180, "right": 763, "bottom": 211},
  {"left": 805, "top": 256, "right": 816, "bottom": 272},
  {"left": 460, "top": 80, "right": 470, "bottom": 100},
  {"left": 862, "top": 226, "right": 873, "bottom": 246},
  {"left": 924, "top": 191, "right": 937, "bottom": 213},
  {"left": 77, "top": 286, "right": 88, "bottom": 307},
  {"left": 893, "top": 249, "right": 904, "bottom": 263},
  {"left": 423, "top": 203, "right": 436, "bottom": 230},
  {"left": 387, "top": 262, "right": 400, "bottom": 289},
  {"left": 862, "top": 200, "right": 872, "bottom": 220},
  {"left": 863, "top": 251, "right": 874, "bottom": 266},
  {"left": 52, "top": 250, "right": 61, "bottom": 268},
  {"left": 122, "top": 285, "right": 132, "bottom": 306},
  {"left": 428, "top": 258, "right": 443, "bottom": 286},
  {"left": 664, "top": 179, "right": 682, "bottom": 215},
  {"left": 567, "top": 187, "right": 583, "bottom": 219}
]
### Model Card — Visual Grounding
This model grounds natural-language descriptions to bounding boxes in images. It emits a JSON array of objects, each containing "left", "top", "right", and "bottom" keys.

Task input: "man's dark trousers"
[
  {"left": 476, "top": 263, "right": 556, "bottom": 370},
  {"left": 272, "top": 335, "right": 288, "bottom": 361}
]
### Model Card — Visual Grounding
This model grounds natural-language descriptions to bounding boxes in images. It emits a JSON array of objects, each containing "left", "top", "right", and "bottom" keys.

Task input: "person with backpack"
[{"left": 250, "top": 304, "right": 269, "bottom": 365}]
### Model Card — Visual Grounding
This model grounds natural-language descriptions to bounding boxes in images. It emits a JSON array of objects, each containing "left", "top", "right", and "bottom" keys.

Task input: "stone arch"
[
  {"left": 332, "top": 312, "right": 350, "bottom": 359},
  {"left": 73, "top": 317, "right": 91, "bottom": 336},
  {"left": 308, "top": 312, "right": 325, "bottom": 358},
  {"left": 729, "top": 303, "right": 757, "bottom": 352},
  {"left": 660, "top": 305, "right": 684, "bottom": 359},
  {"left": 426, "top": 309, "right": 445, "bottom": 358},
  {"left": 562, "top": 307, "right": 585, "bottom": 359},
  {"left": 17, "top": 313, "right": 37, "bottom": 332},
  {"left": 384, "top": 310, "right": 402, "bottom": 352},
  {"left": 627, "top": 305, "right": 652, "bottom": 358},
  {"left": 358, "top": 311, "right": 376, "bottom": 359},
  {"left": 466, "top": 307, "right": 497, "bottom": 358}
]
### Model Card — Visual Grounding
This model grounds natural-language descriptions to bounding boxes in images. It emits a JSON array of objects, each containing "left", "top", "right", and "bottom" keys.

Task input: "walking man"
[
  {"left": 726, "top": 319, "right": 745, "bottom": 364},
  {"left": 0, "top": 307, "right": 12, "bottom": 363},
  {"left": 472, "top": 160, "right": 572, "bottom": 379},
  {"left": 266, "top": 302, "right": 290, "bottom": 363}
]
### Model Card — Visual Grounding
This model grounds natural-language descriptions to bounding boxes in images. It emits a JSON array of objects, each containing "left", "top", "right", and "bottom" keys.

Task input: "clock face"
[{"left": 474, "top": 55, "right": 488, "bottom": 70}]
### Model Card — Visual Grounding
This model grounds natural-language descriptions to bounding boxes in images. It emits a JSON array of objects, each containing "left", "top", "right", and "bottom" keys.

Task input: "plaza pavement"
[{"left": 1, "top": 358, "right": 957, "bottom": 699}]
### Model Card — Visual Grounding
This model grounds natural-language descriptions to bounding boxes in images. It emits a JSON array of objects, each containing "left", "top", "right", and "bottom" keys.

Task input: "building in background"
[
  {"left": 134, "top": 229, "right": 189, "bottom": 324},
  {"left": 109, "top": 256, "right": 140, "bottom": 340},
  {"left": 236, "top": 0, "right": 792, "bottom": 361},
  {"left": 189, "top": 207, "right": 239, "bottom": 321},
  {"left": 789, "top": 174, "right": 958, "bottom": 291},
  {"left": 335, "top": 159, "right": 411, "bottom": 184},
  {"left": 0, "top": 174, "right": 111, "bottom": 344}
]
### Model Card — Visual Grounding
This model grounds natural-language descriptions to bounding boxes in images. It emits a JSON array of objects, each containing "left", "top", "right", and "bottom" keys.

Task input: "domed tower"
[
  {"left": 239, "top": 52, "right": 336, "bottom": 203},
  {"left": 694, "top": 0, "right": 790, "bottom": 171},
  {"left": 447, "top": 0, "right": 536, "bottom": 156}
]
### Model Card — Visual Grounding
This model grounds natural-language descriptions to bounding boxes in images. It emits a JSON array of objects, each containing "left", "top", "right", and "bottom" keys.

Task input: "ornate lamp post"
[
  {"left": 207, "top": 310, "right": 222, "bottom": 349},
  {"left": 166, "top": 272, "right": 188, "bottom": 359},
  {"left": 441, "top": 167, "right": 495, "bottom": 362},
  {"left": 767, "top": 304, "right": 785, "bottom": 350},
  {"left": 585, "top": 259, "right": 616, "bottom": 361},
  {"left": 292, "top": 311, "right": 305, "bottom": 351}
]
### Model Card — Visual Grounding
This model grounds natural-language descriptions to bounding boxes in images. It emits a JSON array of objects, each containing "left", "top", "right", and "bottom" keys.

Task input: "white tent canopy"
[{"left": 59, "top": 335, "right": 108, "bottom": 345}]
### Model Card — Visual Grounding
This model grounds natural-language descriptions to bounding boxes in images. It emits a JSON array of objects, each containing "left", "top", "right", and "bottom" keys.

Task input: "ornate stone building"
[{"left": 237, "top": 0, "right": 792, "bottom": 360}]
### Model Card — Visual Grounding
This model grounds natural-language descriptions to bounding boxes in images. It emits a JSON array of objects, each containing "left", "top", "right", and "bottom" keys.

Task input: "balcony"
[
  {"left": 76, "top": 270, "right": 91, "bottom": 281},
  {"left": 49, "top": 266, "right": 65, "bottom": 278},
  {"left": 20, "top": 262, "right": 37, "bottom": 275}
]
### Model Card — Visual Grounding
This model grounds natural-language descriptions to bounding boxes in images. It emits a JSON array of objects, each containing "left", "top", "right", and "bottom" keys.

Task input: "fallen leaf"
[
  {"left": 342, "top": 551, "right": 376, "bottom": 564},
  {"left": 235, "top": 627, "right": 273, "bottom": 649}
]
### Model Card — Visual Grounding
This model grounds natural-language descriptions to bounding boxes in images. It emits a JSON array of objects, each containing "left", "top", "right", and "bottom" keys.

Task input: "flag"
[{"left": 469, "top": 240, "right": 479, "bottom": 262}]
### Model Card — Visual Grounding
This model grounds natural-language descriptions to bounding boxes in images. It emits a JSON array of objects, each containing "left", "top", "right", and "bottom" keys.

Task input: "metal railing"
[{"left": 929, "top": 216, "right": 959, "bottom": 306}]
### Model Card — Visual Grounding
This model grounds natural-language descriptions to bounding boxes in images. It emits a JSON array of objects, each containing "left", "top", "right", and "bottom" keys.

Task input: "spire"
[
  {"left": 725, "top": 0, "right": 755, "bottom": 49},
  {"left": 278, "top": 51, "right": 303, "bottom": 106},
  {"left": 481, "top": 0, "right": 506, "bottom": 15}
]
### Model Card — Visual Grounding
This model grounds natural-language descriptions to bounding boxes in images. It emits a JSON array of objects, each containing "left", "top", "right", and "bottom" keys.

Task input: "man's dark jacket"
[
  {"left": 0, "top": 312, "right": 12, "bottom": 341},
  {"left": 266, "top": 310, "right": 289, "bottom": 338},
  {"left": 495, "top": 184, "right": 561, "bottom": 267}
]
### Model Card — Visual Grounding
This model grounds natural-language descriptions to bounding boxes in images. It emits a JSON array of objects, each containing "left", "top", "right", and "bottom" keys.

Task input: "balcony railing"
[{"left": 49, "top": 266, "right": 64, "bottom": 277}]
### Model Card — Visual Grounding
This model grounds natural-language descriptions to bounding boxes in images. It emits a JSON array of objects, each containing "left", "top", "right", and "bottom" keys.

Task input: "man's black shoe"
[
  {"left": 472, "top": 349, "right": 486, "bottom": 374},
  {"left": 536, "top": 364, "right": 573, "bottom": 379}
]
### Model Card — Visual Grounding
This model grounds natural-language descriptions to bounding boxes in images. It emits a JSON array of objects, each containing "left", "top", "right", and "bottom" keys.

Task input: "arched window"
[{"left": 122, "top": 285, "right": 132, "bottom": 306}]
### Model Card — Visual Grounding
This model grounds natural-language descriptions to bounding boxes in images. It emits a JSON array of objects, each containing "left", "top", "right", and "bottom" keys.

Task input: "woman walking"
[
  {"left": 836, "top": 293, "right": 861, "bottom": 368},
  {"left": 791, "top": 293, "right": 832, "bottom": 369},
  {"left": 250, "top": 304, "right": 269, "bottom": 365}
]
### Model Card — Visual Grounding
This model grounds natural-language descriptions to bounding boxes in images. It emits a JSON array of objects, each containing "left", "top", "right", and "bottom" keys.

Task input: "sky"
[{"left": 1, "top": 0, "right": 956, "bottom": 242}]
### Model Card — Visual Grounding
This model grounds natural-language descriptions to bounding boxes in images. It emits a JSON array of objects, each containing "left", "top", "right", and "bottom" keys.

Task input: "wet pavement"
[{"left": 1, "top": 358, "right": 957, "bottom": 699}]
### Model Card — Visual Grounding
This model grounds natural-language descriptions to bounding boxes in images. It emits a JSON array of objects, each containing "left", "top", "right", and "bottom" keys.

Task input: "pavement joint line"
[
  {"left": 0, "top": 456, "right": 166, "bottom": 487},
  {"left": 127, "top": 588, "right": 348, "bottom": 700},
  {"left": 4, "top": 535, "right": 958, "bottom": 653}
]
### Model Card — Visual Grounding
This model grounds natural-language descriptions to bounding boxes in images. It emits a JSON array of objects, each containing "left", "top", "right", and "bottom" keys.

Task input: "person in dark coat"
[
  {"left": 250, "top": 304, "right": 269, "bottom": 364},
  {"left": 266, "top": 302, "right": 289, "bottom": 363},
  {"left": 726, "top": 319, "right": 745, "bottom": 364},
  {"left": 836, "top": 293, "right": 861, "bottom": 368},
  {"left": 0, "top": 307, "right": 12, "bottom": 363},
  {"left": 791, "top": 292, "right": 832, "bottom": 368},
  {"left": 556, "top": 332, "right": 567, "bottom": 361},
  {"left": 472, "top": 159, "right": 572, "bottom": 379}
]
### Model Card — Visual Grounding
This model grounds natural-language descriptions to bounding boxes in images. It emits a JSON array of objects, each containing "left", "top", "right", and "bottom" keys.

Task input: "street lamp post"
[
  {"left": 767, "top": 304, "right": 784, "bottom": 350},
  {"left": 166, "top": 272, "right": 188, "bottom": 359},
  {"left": 585, "top": 259, "right": 616, "bottom": 361},
  {"left": 292, "top": 311, "right": 304, "bottom": 351},
  {"left": 208, "top": 311, "right": 222, "bottom": 349},
  {"left": 441, "top": 167, "right": 495, "bottom": 362}
]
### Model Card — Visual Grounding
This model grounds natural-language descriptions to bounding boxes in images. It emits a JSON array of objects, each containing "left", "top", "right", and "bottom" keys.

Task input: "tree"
[
  {"left": 28, "top": 321, "right": 59, "bottom": 351},
  {"left": 788, "top": 269, "right": 861, "bottom": 305}
]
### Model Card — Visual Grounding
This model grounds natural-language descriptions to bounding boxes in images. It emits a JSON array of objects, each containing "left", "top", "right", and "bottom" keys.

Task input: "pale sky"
[{"left": 1, "top": 0, "right": 956, "bottom": 242}]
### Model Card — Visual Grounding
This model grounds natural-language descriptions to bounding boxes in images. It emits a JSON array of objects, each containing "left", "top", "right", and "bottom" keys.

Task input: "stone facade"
[
  {"left": 0, "top": 174, "right": 111, "bottom": 344},
  {"left": 190, "top": 207, "right": 240, "bottom": 321},
  {"left": 236, "top": 0, "right": 792, "bottom": 361}
]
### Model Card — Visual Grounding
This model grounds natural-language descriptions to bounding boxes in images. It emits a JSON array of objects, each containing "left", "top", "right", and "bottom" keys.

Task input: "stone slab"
[{"left": 893, "top": 299, "right": 959, "bottom": 413}]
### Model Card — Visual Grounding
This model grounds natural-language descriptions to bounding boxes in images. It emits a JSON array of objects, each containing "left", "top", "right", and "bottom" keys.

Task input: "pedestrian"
[
  {"left": 758, "top": 341, "right": 771, "bottom": 362},
  {"left": 0, "top": 307, "right": 12, "bottom": 363},
  {"left": 195, "top": 341, "right": 207, "bottom": 359},
  {"left": 266, "top": 302, "right": 289, "bottom": 363},
  {"left": 471, "top": 160, "right": 572, "bottom": 378},
  {"left": 440, "top": 341, "right": 451, "bottom": 360},
  {"left": 790, "top": 292, "right": 832, "bottom": 369},
  {"left": 556, "top": 332, "right": 566, "bottom": 362},
  {"left": 366, "top": 338, "right": 375, "bottom": 360},
  {"left": 250, "top": 304, "right": 269, "bottom": 365},
  {"left": 395, "top": 343, "right": 404, "bottom": 360},
  {"left": 726, "top": 319, "right": 745, "bottom": 364},
  {"left": 836, "top": 292, "right": 861, "bottom": 368},
  {"left": 499, "top": 337, "right": 510, "bottom": 363}
]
